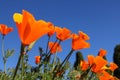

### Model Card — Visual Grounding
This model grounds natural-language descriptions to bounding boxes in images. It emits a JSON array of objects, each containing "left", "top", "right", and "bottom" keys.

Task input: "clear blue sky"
[{"left": 0, "top": 0, "right": 120, "bottom": 70}]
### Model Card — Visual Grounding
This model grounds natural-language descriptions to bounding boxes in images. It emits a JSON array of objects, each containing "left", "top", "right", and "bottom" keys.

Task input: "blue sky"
[{"left": 0, "top": 0, "right": 120, "bottom": 70}]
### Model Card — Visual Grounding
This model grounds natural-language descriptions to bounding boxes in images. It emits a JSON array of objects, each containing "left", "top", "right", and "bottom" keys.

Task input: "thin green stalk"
[
  {"left": 59, "top": 49, "right": 74, "bottom": 70},
  {"left": 21, "top": 54, "right": 24, "bottom": 80},
  {"left": 88, "top": 72, "right": 94, "bottom": 80},
  {"left": 12, "top": 44, "right": 26, "bottom": 80},
  {"left": 53, "top": 49, "right": 74, "bottom": 79},
  {"left": 80, "top": 65, "right": 92, "bottom": 80},
  {"left": 38, "top": 39, "right": 60, "bottom": 68},
  {"left": 51, "top": 40, "right": 61, "bottom": 70},
  {"left": 12, "top": 52, "right": 22, "bottom": 80},
  {"left": 52, "top": 51, "right": 57, "bottom": 70},
  {"left": 46, "top": 36, "right": 50, "bottom": 54},
  {"left": 1, "top": 36, "right": 6, "bottom": 73}
]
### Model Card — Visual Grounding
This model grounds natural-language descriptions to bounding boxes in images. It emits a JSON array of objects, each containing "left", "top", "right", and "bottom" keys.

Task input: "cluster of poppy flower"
[
  {"left": 80, "top": 49, "right": 118, "bottom": 80},
  {"left": 12, "top": 10, "right": 90, "bottom": 63},
  {"left": 0, "top": 10, "right": 118, "bottom": 79}
]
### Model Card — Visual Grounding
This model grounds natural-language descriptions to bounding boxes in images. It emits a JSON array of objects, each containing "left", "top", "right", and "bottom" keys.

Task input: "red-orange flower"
[
  {"left": 78, "top": 31, "right": 90, "bottom": 40},
  {"left": 72, "top": 31, "right": 90, "bottom": 50},
  {"left": 35, "top": 56, "right": 41, "bottom": 65},
  {"left": 91, "top": 56, "right": 108, "bottom": 73},
  {"left": 48, "top": 42, "right": 62, "bottom": 54},
  {"left": 109, "top": 62, "right": 118, "bottom": 71},
  {"left": 47, "top": 22, "right": 55, "bottom": 37},
  {"left": 87, "top": 55, "right": 95, "bottom": 66},
  {"left": 0, "top": 24, "right": 13, "bottom": 36},
  {"left": 55, "top": 27, "right": 71, "bottom": 41},
  {"left": 99, "top": 71, "right": 114, "bottom": 80},
  {"left": 80, "top": 60, "right": 89, "bottom": 71},
  {"left": 13, "top": 10, "right": 50, "bottom": 45},
  {"left": 98, "top": 48, "right": 107, "bottom": 57}
]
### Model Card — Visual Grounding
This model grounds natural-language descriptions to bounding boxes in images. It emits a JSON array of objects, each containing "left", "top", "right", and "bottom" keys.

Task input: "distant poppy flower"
[
  {"left": 47, "top": 22, "right": 55, "bottom": 37},
  {"left": 48, "top": 42, "right": 62, "bottom": 54},
  {"left": 72, "top": 32, "right": 90, "bottom": 50},
  {"left": 99, "top": 71, "right": 114, "bottom": 80},
  {"left": 13, "top": 10, "right": 50, "bottom": 45},
  {"left": 80, "top": 60, "right": 89, "bottom": 71},
  {"left": 55, "top": 27, "right": 71, "bottom": 41},
  {"left": 98, "top": 48, "right": 107, "bottom": 57},
  {"left": 78, "top": 31, "right": 90, "bottom": 40},
  {"left": 0, "top": 24, "right": 13, "bottom": 36},
  {"left": 109, "top": 62, "right": 118, "bottom": 71},
  {"left": 87, "top": 55, "right": 95, "bottom": 66},
  {"left": 91, "top": 56, "right": 108, "bottom": 73},
  {"left": 35, "top": 56, "right": 41, "bottom": 65}
]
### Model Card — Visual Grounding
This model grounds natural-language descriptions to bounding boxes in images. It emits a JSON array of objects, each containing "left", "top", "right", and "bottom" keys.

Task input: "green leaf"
[{"left": 5, "top": 49, "right": 14, "bottom": 59}]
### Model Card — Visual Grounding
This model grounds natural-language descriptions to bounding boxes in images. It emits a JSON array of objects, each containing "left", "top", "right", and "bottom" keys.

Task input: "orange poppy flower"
[
  {"left": 47, "top": 22, "right": 55, "bottom": 37},
  {"left": 48, "top": 42, "right": 62, "bottom": 54},
  {"left": 99, "top": 71, "right": 114, "bottom": 80},
  {"left": 35, "top": 56, "right": 41, "bottom": 65},
  {"left": 91, "top": 56, "right": 108, "bottom": 73},
  {"left": 109, "top": 62, "right": 118, "bottom": 71},
  {"left": 78, "top": 31, "right": 90, "bottom": 40},
  {"left": 13, "top": 10, "right": 50, "bottom": 45},
  {"left": 87, "top": 55, "right": 95, "bottom": 66},
  {"left": 98, "top": 48, "right": 107, "bottom": 57},
  {"left": 0, "top": 24, "right": 13, "bottom": 36},
  {"left": 72, "top": 32, "right": 90, "bottom": 50},
  {"left": 80, "top": 60, "right": 89, "bottom": 71},
  {"left": 55, "top": 27, "right": 71, "bottom": 41}
]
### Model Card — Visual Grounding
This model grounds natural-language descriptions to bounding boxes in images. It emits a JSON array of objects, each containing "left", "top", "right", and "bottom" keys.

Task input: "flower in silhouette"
[
  {"left": 13, "top": 10, "right": 50, "bottom": 45},
  {"left": 0, "top": 24, "right": 13, "bottom": 36}
]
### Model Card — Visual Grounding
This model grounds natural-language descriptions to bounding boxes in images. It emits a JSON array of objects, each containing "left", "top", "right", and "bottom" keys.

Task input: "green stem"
[
  {"left": 59, "top": 49, "right": 74, "bottom": 70},
  {"left": 52, "top": 52, "right": 57, "bottom": 70},
  {"left": 12, "top": 44, "right": 26, "bottom": 80},
  {"left": 21, "top": 54, "right": 24, "bottom": 80},
  {"left": 46, "top": 36, "right": 50, "bottom": 54},
  {"left": 53, "top": 49, "right": 74, "bottom": 79},
  {"left": 2, "top": 36, "right": 6, "bottom": 73},
  {"left": 88, "top": 72, "right": 94, "bottom": 80}
]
